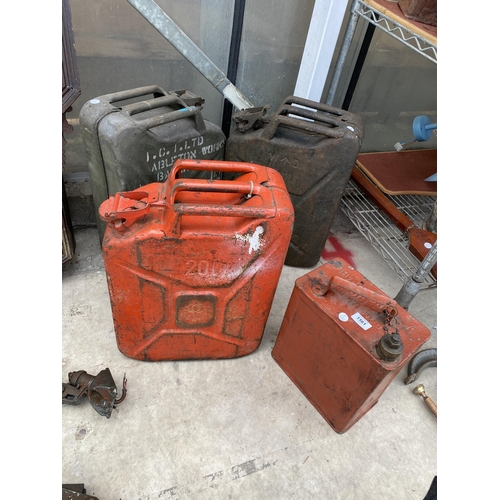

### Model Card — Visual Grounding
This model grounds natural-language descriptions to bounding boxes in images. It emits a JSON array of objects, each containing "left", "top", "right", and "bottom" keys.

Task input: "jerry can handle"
[
  {"left": 121, "top": 95, "right": 191, "bottom": 116},
  {"left": 169, "top": 178, "right": 276, "bottom": 219},
  {"left": 120, "top": 95, "right": 206, "bottom": 133},
  {"left": 169, "top": 159, "right": 264, "bottom": 180},
  {"left": 136, "top": 105, "right": 206, "bottom": 132},
  {"left": 281, "top": 95, "right": 344, "bottom": 116},
  {"left": 99, "top": 190, "right": 155, "bottom": 230},
  {"left": 169, "top": 179, "right": 257, "bottom": 204},
  {"left": 93, "top": 87, "right": 206, "bottom": 133},
  {"left": 312, "top": 275, "right": 398, "bottom": 318},
  {"left": 261, "top": 95, "right": 350, "bottom": 140},
  {"left": 99, "top": 85, "right": 169, "bottom": 104}
]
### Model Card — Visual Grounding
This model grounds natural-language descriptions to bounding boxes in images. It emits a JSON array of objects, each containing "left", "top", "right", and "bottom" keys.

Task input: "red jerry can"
[
  {"left": 99, "top": 159, "right": 294, "bottom": 361},
  {"left": 271, "top": 259, "right": 431, "bottom": 433}
]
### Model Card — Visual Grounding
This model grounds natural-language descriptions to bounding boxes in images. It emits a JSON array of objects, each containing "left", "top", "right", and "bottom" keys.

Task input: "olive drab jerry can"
[
  {"left": 271, "top": 259, "right": 431, "bottom": 433},
  {"left": 79, "top": 85, "right": 227, "bottom": 242},
  {"left": 225, "top": 96, "right": 364, "bottom": 268},
  {"left": 99, "top": 159, "right": 294, "bottom": 361}
]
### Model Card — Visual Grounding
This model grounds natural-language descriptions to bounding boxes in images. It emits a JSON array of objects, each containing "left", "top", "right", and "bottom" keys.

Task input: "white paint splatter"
[{"left": 236, "top": 226, "right": 264, "bottom": 254}]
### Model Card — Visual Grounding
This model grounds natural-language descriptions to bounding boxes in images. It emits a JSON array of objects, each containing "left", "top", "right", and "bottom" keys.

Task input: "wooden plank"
[
  {"left": 363, "top": 0, "right": 437, "bottom": 46},
  {"left": 356, "top": 149, "right": 437, "bottom": 196}
]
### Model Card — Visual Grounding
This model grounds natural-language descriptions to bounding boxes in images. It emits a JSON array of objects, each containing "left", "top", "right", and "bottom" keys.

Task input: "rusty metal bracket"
[
  {"left": 233, "top": 105, "right": 271, "bottom": 132},
  {"left": 62, "top": 368, "right": 127, "bottom": 418},
  {"left": 404, "top": 348, "right": 437, "bottom": 385}
]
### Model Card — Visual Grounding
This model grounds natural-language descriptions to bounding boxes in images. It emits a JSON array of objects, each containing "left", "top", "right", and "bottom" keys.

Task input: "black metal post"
[
  {"left": 342, "top": 19, "right": 376, "bottom": 110},
  {"left": 222, "top": 0, "right": 246, "bottom": 138}
]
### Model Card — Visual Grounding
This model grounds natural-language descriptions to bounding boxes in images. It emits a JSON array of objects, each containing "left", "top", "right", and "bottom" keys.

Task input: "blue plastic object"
[{"left": 413, "top": 115, "right": 437, "bottom": 142}]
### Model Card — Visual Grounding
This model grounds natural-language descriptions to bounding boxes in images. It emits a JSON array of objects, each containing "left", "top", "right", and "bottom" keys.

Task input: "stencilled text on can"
[{"left": 146, "top": 138, "right": 226, "bottom": 181}]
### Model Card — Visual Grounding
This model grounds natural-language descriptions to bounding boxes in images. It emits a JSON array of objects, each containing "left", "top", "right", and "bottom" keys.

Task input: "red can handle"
[
  {"left": 168, "top": 178, "right": 276, "bottom": 219},
  {"left": 169, "top": 159, "right": 266, "bottom": 180},
  {"left": 312, "top": 275, "right": 398, "bottom": 317},
  {"left": 99, "top": 160, "right": 284, "bottom": 230},
  {"left": 169, "top": 179, "right": 258, "bottom": 204},
  {"left": 166, "top": 159, "right": 277, "bottom": 219}
]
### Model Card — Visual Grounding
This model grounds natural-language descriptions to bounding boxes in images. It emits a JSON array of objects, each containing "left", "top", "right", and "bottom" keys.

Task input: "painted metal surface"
[
  {"left": 79, "top": 85, "right": 227, "bottom": 242},
  {"left": 272, "top": 258, "right": 430, "bottom": 433},
  {"left": 226, "top": 96, "right": 363, "bottom": 267},
  {"left": 99, "top": 159, "right": 294, "bottom": 361}
]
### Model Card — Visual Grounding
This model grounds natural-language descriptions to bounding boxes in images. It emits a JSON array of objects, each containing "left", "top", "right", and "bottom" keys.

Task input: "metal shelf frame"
[
  {"left": 355, "top": 1, "right": 436, "bottom": 63},
  {"left": 326, "top": 0, "right": 437, "bottom": 287},
  {"left": 327, "top": 0, "right": 437, "bottom": 106},
  {"left": 340, "top": 180, "right": 436, "bottom": 287}
]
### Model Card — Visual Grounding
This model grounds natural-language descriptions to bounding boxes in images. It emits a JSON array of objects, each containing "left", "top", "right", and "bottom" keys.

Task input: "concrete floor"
[{"left": 62, "top": 212, "right": 437, "bottom": 500}]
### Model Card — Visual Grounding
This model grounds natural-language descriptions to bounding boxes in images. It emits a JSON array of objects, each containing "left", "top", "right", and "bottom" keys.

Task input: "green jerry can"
[
  {"left": 79, "top": 85, "right": 227, "bottom": 242},
  {"left": 225, "top": 96, "right": 364, "bottom": 268}
]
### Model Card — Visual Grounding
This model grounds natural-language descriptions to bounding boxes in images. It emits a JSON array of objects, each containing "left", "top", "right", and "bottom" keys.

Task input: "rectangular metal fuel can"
[
  {"left": 225, "top": 96, "right": 364, "bottom": 267},
  {"left": 99, "top": 159, "right": 294, "bottom": 361},
  {"left": 79, "top": 85, "right": 227, "bottom": 242},
  {"left": 271, "top": 259, "right": 430, "bottom": 433}
]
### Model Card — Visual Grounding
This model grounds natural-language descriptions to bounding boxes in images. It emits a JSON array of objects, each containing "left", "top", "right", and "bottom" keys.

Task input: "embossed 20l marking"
[{"left": 185, "top": 260, "right": 219, "bottom": 276}]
